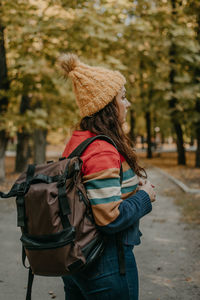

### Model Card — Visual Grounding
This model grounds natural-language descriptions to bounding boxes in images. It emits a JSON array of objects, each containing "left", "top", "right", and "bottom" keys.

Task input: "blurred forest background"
[{"left": 0, "top": 0, "right": 200, "bottom": 193}]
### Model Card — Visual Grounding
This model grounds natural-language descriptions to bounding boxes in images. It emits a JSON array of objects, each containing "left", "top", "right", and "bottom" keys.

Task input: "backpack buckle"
[
  {"left": 57, "top": 175, "right": 66, "bottom": 187},
  {"left": 17, "top": 182, "right": 27, "bottom": 196}
]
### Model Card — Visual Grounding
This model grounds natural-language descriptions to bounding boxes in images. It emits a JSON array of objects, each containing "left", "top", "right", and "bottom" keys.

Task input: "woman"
[{"left": 58, "top": 53, "right": 156, "bottom": 300}]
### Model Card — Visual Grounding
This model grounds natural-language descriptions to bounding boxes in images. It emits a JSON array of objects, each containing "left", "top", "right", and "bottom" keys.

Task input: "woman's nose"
[{"left": 125, "top": 99, "right": 131, "bottom": 108}]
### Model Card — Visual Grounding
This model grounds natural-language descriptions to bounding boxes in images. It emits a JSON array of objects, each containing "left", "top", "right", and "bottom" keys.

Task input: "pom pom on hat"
[{"left": 57, "top": 53, "right": 79, "bottom": 77}]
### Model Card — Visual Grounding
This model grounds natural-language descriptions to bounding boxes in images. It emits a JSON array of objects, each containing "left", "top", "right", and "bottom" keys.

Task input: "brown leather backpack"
[{"left": 0, "top": 135, "right": 123, "bottom": 300}]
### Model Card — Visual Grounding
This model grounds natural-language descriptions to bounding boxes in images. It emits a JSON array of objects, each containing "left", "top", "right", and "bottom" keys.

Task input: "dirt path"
[
  {"left": 135, "top": 168, "right": 200, "bottom": 300},
  {"left": 0, "top": 168, "right": 199, "bottom": 299}
]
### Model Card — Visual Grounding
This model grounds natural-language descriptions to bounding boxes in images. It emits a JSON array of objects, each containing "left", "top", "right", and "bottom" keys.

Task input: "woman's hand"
[{"left": 137, "top": 179, "right": 156, "bottom": 203}]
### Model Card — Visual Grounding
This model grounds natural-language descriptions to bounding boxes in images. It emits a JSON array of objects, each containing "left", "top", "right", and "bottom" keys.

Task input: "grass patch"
[{"left": 164, "top": 188, "right": 200, "bottom": 225}]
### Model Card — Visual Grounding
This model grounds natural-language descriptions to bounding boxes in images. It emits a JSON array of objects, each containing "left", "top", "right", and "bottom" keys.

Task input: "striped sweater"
[{"left": 62, "top": 130, "right": 152, "bottom": 245}]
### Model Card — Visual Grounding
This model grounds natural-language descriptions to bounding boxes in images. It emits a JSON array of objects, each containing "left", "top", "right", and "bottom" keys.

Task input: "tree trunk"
[
  {"left": 169, "top": 98, "right": 186, "bottom": 165},
  {"left": 173, "top": 120, "right": 186, "bottom": 165},
  {"left": 161, "top": 132, "right": 165, "bottom": 144},
  {"left": 0, "top": 21, "right": 9, "bottom": 182},
  {"left": 195, "top": 13, "right": 200, "bottom": 168},
  {"left": 15, "top": 95, "right": 31, "bottom": 172},
  {"left": 33, "top": 129, "right": 47, "bottom": 164},
  {"left": 196, "top": 132, "right": 200, "bottom": 168},
  {"left": 195, "top": 100, "right": 200, "bottom": 167},
  {"left": 129, "top": 108, "right": 135, "bottom": 146},
  {"left": 169, "top": 0, "right": 186, "bottom": 165},
  {"left": 138, "top": 59, "right": 151, "bottom": 155},
  {"left": 190, "top": 135, "right": 194, "bottom": 147},
  {"left": 15, "top": 132, "right": 30, "bottom": 172},
  {"left": 169, "top": 97, "right": 186, "bottom": 164},
  {"left": 145, "top": 111, "right": 152, "bottom": 159},
  {"left": 0, "top": 131, "right": 8, "bottom": 182}
]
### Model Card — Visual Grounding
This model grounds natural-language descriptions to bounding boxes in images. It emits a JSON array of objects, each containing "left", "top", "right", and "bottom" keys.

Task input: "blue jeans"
[{"left": 62, "top": 238, "right": 139, "bottom": 300}]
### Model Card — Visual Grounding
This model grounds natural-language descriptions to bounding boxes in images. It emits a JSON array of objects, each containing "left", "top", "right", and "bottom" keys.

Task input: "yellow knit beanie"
[{"left": 57, "top": 53, "right": 126, "bottom": 118}]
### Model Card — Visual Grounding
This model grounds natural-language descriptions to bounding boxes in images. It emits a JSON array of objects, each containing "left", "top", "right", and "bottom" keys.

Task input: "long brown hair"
[{"left": 76, "top": 97, "right": 146, "bottom": 178}]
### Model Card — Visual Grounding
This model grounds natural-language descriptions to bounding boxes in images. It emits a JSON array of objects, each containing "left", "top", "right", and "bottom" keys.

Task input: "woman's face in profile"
[{"left": 116, "top": 86, "right": 131, "bottom": 124}]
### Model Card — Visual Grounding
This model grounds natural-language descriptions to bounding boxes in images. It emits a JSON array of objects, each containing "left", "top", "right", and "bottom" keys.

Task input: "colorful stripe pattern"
[
  {"left": 63, "top": 131, "right": 140, "bottom": 227},
  {"left": 82, "top": 154, "right": 139, "bottom": 226}
]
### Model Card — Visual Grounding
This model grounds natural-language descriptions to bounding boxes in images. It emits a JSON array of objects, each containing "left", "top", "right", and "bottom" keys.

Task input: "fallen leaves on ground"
[{"left": 138, "top": 151, "right": 200, "bottom": 190}]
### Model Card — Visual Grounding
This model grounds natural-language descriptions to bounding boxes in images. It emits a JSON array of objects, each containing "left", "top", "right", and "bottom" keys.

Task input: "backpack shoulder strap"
[
  {"left": 67, "top": 135, "right": 118, "bottom": 158},
  {"left": 67, "top": 135, "right": 123, "bottom": 183}
]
